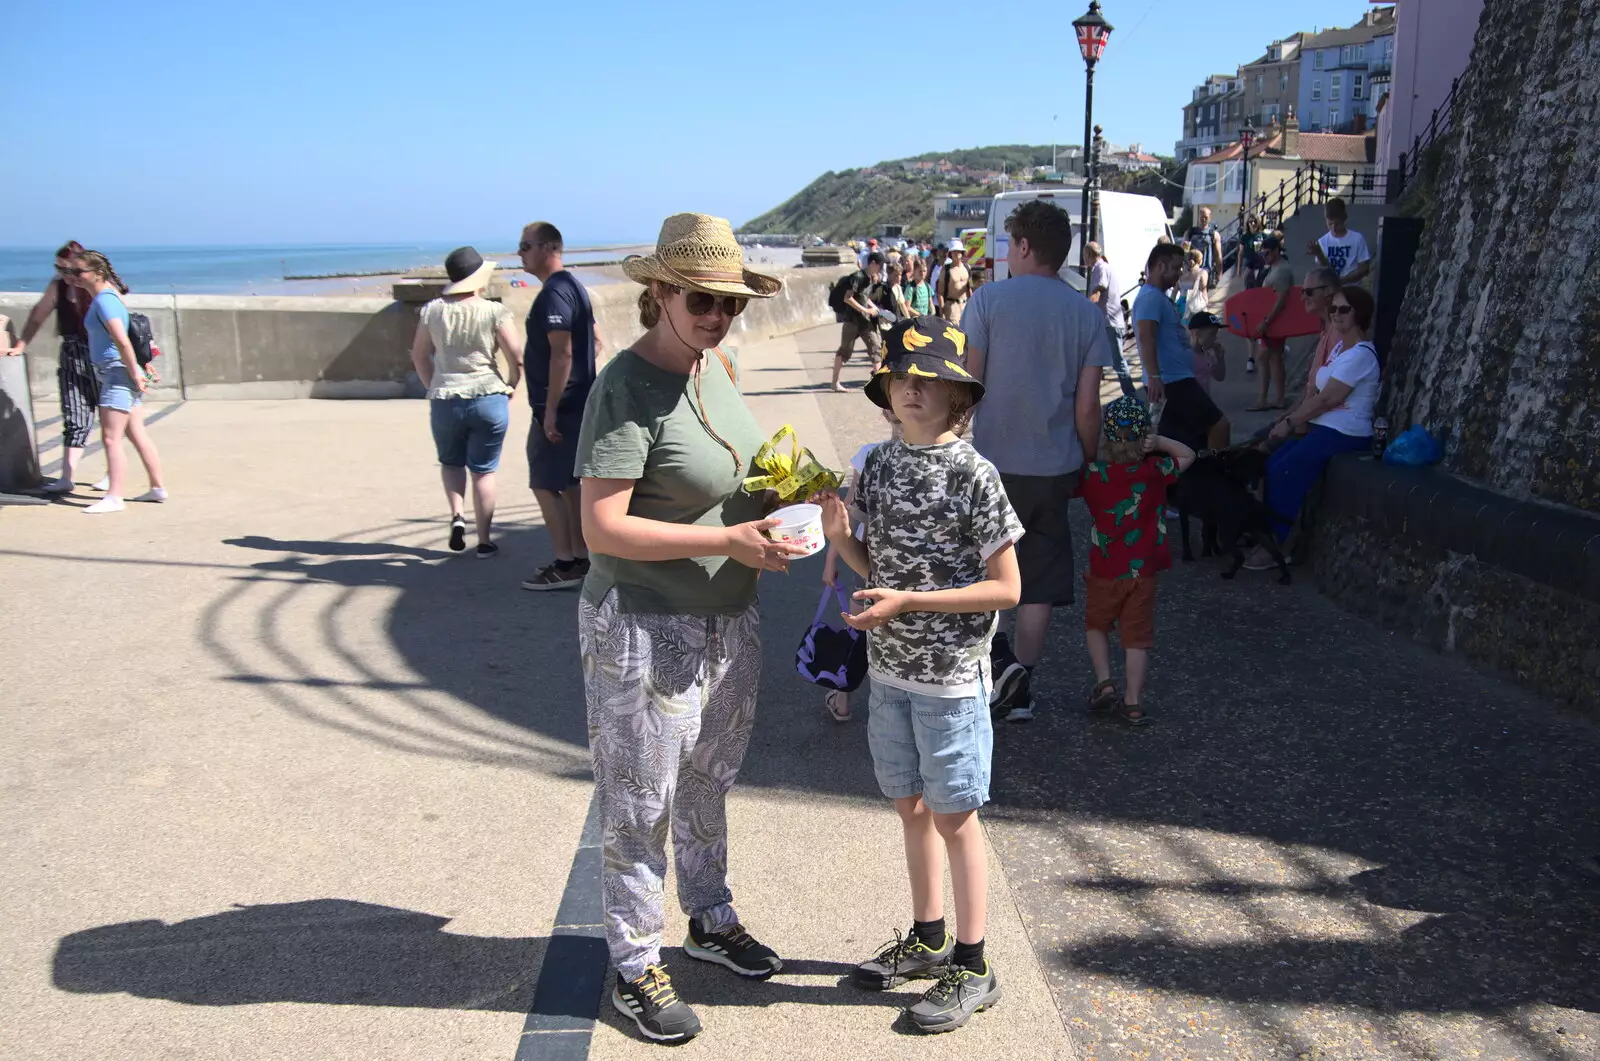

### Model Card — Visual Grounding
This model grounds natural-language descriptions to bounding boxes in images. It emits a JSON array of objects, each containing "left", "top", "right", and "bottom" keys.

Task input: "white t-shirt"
[
  {"left": 1318, "top": 229, "right": 1371, "bottom": 278},
  {"left": 1312, "top": 340, "right": 1381, "bottom": 437},
  {"left": 1088, "top": 259, "right": 1125, "bottom": 332}
]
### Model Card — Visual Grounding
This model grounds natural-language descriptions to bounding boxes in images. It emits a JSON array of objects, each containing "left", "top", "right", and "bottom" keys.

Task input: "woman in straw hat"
[
  {"left": 408, "top": 247, "right": 522, "bottom": 557},
  {"left": 575, "top": 213, "right": 801, "bottom": 1043}
]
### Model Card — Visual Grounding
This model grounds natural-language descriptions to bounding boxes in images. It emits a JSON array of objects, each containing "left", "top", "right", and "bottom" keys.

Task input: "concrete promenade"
[{"left": 2, "top": 322, "right": 1596, "bottom": 1061}]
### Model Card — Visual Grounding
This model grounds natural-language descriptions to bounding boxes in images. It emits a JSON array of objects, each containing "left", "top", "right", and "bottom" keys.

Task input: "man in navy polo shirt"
[{"left": 518, "top": 220, "right": 601, "bottom": 591}]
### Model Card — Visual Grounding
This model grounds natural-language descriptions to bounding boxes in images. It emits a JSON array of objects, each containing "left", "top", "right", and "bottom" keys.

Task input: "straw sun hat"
[
  {"left": 440, "top": 246, "right": 497, "bottom": 295},
  {"left": 623, "top": 213, "right": 781, "bottom": 299}
]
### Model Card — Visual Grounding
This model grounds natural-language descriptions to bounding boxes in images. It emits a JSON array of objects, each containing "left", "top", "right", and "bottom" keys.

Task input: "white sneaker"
[
  {"left": 84, "top": 496, "right": 125, "bottom": 514},
  {"left": 132, "top": 487, "right": 168, "bottom": 503},
  {"left": 42, "top": 477, "right": 75, "bottom": 493},
  {"left": 92, "top": 476, "right": 110, "bottom": 491}
]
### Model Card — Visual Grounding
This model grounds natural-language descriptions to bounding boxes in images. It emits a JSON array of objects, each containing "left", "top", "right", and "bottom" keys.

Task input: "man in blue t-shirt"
[
  {"left": 1134, "top": 242, "right": 1229, "bottom": 452},
  {"left": 518, "top": 220, "right": 601, "bottom": 591}
]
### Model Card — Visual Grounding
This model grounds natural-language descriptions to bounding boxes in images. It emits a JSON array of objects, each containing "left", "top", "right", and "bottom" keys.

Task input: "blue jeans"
[
  {"left": 429, "top": 393, "right": 510, "bottom": 474},
  {"left": 1265, "top": 424, "right": 1370, "bottom": 540},
  {"left": 1105, "top": 325, "right": 1136, "bottom": 397},
  {"left": 867, "top": 681, "right": 993, "bottom": 814}
]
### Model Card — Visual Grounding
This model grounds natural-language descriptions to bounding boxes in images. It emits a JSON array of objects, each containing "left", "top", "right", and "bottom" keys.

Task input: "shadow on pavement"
[
  {"left": 52, "top": 899, "right": 545, "bottom": 1013},
  {"left": 983, "top": 504, "right": 1600, "bottom": 1034}
]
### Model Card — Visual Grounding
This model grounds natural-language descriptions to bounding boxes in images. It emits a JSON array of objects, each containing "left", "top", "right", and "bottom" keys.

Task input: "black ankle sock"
[
  {"left": 951, "top": 938, "right": 985, "bottom": 971},
  {"left": 554, "top": 558, "right": 577, "bottom": 571},
  {"left": 911, "top": 918, "right": 946, "bottom": 947}
]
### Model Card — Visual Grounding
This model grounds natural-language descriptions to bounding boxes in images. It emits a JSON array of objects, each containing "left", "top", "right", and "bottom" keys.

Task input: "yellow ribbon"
[{"left": 741, "top": 424, "right": 842, "bottom": 503}]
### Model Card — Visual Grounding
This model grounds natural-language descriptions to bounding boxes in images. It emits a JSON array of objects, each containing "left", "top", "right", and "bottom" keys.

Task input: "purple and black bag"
[{"left": 794, "top": 584, "right": 868, "bottom": 692}]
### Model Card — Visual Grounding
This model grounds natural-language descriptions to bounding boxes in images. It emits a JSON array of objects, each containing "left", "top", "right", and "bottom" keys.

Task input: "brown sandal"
[
  {"left": 1087, "top": 679, "right": 1118, "bottom": 715},
  {"left": 1116, "top": 700, "right": 1152, "bottom": 727}
]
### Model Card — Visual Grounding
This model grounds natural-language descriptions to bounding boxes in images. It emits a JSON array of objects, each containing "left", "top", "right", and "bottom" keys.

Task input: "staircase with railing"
[{"left": 1389, "top": 74, "right": 1464, "bottom": 202}]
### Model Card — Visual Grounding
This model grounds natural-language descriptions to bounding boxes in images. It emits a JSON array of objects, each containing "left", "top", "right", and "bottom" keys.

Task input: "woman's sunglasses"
[
  {"left": 681, "top": 289, "right": 747, "bottom": 317},
  {"left": 54, "top": 264, "right": 81, "bottom": 275},
  {"left": 1330, "top": 304, "right": 1354, "bottom": 316}
]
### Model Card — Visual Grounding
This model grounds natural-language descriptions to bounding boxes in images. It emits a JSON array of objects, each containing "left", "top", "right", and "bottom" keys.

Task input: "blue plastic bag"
[{"left": 1382, "top": 425, "right": 1442, "bottom": 466}]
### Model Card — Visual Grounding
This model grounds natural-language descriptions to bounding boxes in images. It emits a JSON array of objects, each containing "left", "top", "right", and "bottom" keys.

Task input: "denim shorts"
[
  {"left": 867, "top": 681, "right": 993, "bottom": 814},
  {"left": 95, "top": 363, "right": 142, "bottom": 413},
  {"left": 430, "top": 393, "right": 510, "bottom": 474}
]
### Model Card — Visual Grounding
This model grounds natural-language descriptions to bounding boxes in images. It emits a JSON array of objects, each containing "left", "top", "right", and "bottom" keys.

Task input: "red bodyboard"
[{"left": 1225, "top": 286, "right": 1323, "bottom": 340}]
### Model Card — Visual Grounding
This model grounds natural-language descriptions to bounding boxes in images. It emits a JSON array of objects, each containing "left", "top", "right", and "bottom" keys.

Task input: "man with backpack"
[{"left": 830, "top": 252, "right": 887, "bottom": 392}]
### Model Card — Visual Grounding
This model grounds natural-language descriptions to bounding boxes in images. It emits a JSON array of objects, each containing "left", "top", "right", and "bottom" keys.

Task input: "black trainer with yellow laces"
[
  {"left": 612, "top": 965, "right": 701, "bottom": 1043},
  {"left": 683, "top": 915, "right": 783, "bottom": 978},
  {"left": 852, "top": 928, "right": 954, "bottom": 989},
  {"left": 907, "top": 959, "right": 1002, "bottom": 1033}
]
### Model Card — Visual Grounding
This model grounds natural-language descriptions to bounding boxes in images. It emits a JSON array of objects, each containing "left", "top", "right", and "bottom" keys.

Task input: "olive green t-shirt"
[{"left": 576, "top": 348, "right": 768, "bottom": 615}]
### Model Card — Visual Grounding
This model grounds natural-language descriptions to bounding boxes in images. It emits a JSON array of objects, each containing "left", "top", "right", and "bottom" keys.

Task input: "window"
[
  {"left": 1312, "top": 78, "right": 1322, "bottom": 101},
  {"left": 1329, "top": 108, "right": 1341, "bottom": 128},
  {"left": 1332, "top": 73, "right": 1342, "bottom": 100},
  {"left": 1281, "top": 70, "right": 1291, "bottom": 91},
  {"left": 1223, "top": 160, "right": 1245, "bottom": 194},
  {"left": 1314, "top": 51, "right": 1324, "bottom": 69},
  {"left": 1210, "top": 104, "right": 1218, "bottom": 120},
  {"left": 1263, "top": 102, "right": 1281, "bottom": 124},
  {"left": 1362, "top": 169, "right": 1376, "bottom": 191},
  {"left": 1256, "top": 74, "right": 1264, "bottom": 93},
  {"left": 1353, "top": 73, "right": 1365, "bottom": 99}
]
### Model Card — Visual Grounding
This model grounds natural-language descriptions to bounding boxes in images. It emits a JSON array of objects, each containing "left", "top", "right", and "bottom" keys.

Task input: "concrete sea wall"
[{"left": 0, "top": 265, "right": 849, "bottom": 404}]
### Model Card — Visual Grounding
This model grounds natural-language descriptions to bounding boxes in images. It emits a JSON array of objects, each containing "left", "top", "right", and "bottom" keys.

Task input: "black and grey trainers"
[
  {"left": 853, "top": 929, "right": 954, "bottom": 989},
  {"left": 448, "top": 516, "right": 467, "bottom": 552},
  {"left": 476, "top": 542, "right": 499, "bottom": 559},
  {"left": 683, "top": 916, "right": 782, "bottom": 978},
  {"left": 612, "top": 965, "right": 701, "bottom": 1043},
  {"left": 520, "top": 560, "right": 587, "bottom": 591},
  {"left": 991, "top": 665, "right": 1033, "bottom": 723},
  {"left": 907, "top": 960, "right": 1002, "bottom": 1033}
]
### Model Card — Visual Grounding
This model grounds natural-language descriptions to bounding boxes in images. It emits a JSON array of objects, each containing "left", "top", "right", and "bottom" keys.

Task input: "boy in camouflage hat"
[
  {"left": 819, "top": 315, "right": 1022, "bottom": 1032},
  {"left": 1076, "top": 396, "right": 1196, "bottom": 726}
]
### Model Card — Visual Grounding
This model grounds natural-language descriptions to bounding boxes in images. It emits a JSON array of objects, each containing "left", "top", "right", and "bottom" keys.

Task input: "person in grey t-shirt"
[
  {"left": 965, "top": 200, "right": 1110, "bottom": 724},
  {"left": 1084, "top": 241, "right": 1135, "bottom": 397}
]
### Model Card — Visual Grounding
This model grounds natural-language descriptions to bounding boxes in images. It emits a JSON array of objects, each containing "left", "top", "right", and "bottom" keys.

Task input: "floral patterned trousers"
[{"left": 579, "top": 590, "right": 761, "bottom": 980}]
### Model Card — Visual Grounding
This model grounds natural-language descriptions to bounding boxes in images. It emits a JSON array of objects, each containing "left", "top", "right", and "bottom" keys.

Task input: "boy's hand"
[
  {"left": 1140, "top": 436, "right": 1157, "bottom": 455},
  {"left": 818, "top": 491, "right": 852, "bottom": 543},
  {"left": 844, "top": 587, "right": 909, "bottom": 630}
]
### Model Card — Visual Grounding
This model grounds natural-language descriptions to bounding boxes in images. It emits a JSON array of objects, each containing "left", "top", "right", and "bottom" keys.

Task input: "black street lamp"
[
  {"left": 1239, "top": 116, "right": 1257, "bottom": 228},
  {"left": 1073, "top": 1, "right": 1113, "bottom": 269}
]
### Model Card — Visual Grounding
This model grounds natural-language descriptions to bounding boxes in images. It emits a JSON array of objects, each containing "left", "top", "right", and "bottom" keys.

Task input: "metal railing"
[{"left": 1391, "top": 74, "right": 1465, "bottom": 201}]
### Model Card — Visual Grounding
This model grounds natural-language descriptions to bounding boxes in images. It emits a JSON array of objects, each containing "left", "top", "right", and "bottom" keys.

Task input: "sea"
[{"left": 0, "top": 242, "right": 655, "bottom": 296}]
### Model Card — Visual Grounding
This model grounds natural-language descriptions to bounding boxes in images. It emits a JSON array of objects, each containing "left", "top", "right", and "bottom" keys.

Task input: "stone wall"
[
  {"left": 1310, "top": 456, "right": 1600, "bottom": 716},
  {"left": 1383, "top": 0, "right": 1600, "bottom": 512}
]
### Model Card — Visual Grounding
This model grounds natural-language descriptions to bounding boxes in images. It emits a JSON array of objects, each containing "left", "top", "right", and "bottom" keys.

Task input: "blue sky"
[{"left": 2, "top": 0, "right": 1382, "bottom": 247}]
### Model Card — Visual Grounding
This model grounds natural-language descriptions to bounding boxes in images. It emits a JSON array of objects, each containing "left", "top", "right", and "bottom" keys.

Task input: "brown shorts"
[
  {"left": 1083, "top": 574, "right": 1158, "bottom": 649},
  {"left": 1000, "top": 471, "right": 1079, "bottom": 606},
  {"left": 837, "top": 318, "right": 882, "bottom": 360}
]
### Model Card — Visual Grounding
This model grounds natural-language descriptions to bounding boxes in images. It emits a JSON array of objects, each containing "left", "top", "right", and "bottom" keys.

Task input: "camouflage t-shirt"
[{"left": 851, "top": 439, "right": 1024, "bottom": 697}]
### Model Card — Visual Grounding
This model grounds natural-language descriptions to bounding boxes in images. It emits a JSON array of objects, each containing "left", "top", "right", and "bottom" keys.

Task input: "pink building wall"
[{"left": 1378, "top": 0, "right": 1485, "bottom": 173}]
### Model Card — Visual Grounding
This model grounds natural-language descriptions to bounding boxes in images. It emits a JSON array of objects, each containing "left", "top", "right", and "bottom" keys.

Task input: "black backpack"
[
  {"left": 828, "top": 272, "right": 857, "bottom": 315},
  {"left": 93, "top": 295, "right": 156, "bottom": 366},
  {"left": 127, "top": 312, "right": 155, "bottom": 366}
]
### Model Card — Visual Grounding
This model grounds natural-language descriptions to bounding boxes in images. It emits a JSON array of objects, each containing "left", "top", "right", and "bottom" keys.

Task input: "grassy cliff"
[{"left": 740, "top": 146, "right": 1061, "bottom": 242}]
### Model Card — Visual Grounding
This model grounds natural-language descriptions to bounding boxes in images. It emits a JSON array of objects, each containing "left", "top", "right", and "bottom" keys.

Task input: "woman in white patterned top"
[{"left": 409, "top": 247, "right": 523, "bottom": 557}]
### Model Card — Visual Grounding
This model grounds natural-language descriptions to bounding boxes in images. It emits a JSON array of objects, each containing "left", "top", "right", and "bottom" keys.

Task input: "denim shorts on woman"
[
  {"left": 866, "top": 681, "right": 994, "bottom": 814},
  {"left": 429, "top": 393, "right": 510, "bottom": 474},
  {"left": 95, "top": 363, "right": 142, "bottom": 413}
]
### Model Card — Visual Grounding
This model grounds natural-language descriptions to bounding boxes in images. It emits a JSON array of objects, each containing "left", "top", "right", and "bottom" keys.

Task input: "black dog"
[{"left": 1167, "top": 447, "right": 1292, "bottom": 584}]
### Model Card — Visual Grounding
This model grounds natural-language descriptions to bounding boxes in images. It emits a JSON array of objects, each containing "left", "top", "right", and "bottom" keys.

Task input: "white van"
[{"left": 981, "top": 188, "right": 1171, "bottom": 300}]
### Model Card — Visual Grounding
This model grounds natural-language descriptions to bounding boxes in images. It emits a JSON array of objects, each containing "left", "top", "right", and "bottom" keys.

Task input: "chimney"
[{"left": 1283, "top": 107, "right": 1300, "bottom": 157}]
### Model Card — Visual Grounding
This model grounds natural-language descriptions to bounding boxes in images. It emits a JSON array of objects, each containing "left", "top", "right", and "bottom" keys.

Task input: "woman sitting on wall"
[{"left": 1244, "top": 285, "right": 1381, "bottom": 571}]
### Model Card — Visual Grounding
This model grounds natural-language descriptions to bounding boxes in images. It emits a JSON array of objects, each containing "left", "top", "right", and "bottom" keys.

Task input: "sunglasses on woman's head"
[
  {"left": 1330, "top": 304, "right": 1354, "bottom": 316},
  {"left": 682, "top": 290, "right": 747, "bottom": 317}
]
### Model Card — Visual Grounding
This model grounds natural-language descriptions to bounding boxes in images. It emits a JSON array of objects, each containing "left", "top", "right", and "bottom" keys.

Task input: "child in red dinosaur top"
[{"left": 1076, "top": 395, "right": 1196, "bottom": 725}]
